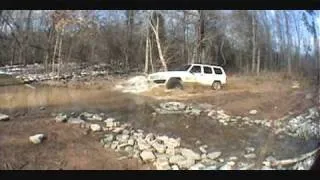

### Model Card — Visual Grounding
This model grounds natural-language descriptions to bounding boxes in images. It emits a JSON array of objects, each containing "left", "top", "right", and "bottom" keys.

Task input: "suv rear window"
[
  {"left": 214, "top": 68, "right": 223, "bottom": 74},
  {"left": 204, "top": 66, "right": 213, "bottom": 74},
  {"left": 190, "top": 66, "right": 201, "bottom": 73}
]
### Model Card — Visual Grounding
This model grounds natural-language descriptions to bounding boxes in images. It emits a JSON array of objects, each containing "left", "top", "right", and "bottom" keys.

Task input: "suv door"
[
  {"left": 199, "top": 66, "right": 215, "bottom": 86},
  {"left": 213, "top": 67, "right": 226, "bottom": 84},
  {"left": 189, "top": 65, "right": 202, "bottom": 83}
]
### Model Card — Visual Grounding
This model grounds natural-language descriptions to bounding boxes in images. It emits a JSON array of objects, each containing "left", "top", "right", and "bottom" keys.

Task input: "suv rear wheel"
[{"left": 212, "top": 81, "right": 221, "bottom": 90}]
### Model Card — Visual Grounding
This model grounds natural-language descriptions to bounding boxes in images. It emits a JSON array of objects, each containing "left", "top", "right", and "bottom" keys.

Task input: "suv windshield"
[{"left": 175, "top": 64, "right": 191, "bottom": 71}]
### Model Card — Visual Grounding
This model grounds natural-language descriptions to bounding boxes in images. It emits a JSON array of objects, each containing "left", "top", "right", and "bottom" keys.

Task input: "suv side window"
[
  {"left": 204, "top": 66, "right": 213, "bottom": 74},
  {"left": 213, "top": 68, "right": 223, "bottom": 75},
  {"left": 190, "top": 65, "right": 201, "bottom": 73}
]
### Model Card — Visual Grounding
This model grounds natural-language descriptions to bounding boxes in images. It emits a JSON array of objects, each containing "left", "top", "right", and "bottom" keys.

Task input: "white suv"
[{"left": 147, "top": 64, "right": 227, "bottom": 90}]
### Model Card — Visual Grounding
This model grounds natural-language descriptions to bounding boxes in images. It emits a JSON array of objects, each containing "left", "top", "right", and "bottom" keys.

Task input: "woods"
[{"left": 0, "top": 10, "right": 319, "bottom": 77}]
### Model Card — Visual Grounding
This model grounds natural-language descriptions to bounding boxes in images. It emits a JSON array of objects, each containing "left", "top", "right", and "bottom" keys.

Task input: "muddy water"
[{"left": 0, "top": 84, "right": 318, "bottom": 163}]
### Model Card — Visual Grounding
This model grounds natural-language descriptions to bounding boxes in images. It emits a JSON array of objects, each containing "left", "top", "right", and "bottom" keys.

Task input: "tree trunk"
[
  {"left": 183, "top": 11, "right": 188, "bottom": 64},
  {"left": 144, "top": 29, "right": 149, "bottom": 74},
  {"left": 52, "top": 31, "right": 59, "bottom": 73},
  {"left": 44, "top": 28, "right": 53, "bottom": 73},
  {"left": 57, "top": 28, "right": 64, "bottom": 76},
  {"left": 149, "top": 15, "right": 167, "bottom": 71},
  {"left": 257, "top": 48, "right": 261, "bottom": 75},
  {"left": 197, "top": 10, "right": 205, "bottom": 63},
  {"left": 284, "top": 11, "right": 292, "bottom": 76},
  {"left": 251, "top": 12, "right": 256, "bottom": 74},
  {"left": 149, "top": 36, "right": 154, "bottom": 73},
  {"left": 220, "top": 38, "right": 226, "bottom": 66}
]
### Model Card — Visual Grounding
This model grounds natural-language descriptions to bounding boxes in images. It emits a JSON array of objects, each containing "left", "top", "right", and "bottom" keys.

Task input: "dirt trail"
[{"left": 0, "top": 117, "right": 153, "bottom": 170}]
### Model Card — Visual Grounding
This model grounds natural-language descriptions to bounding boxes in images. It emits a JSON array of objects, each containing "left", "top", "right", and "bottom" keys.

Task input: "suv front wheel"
[
  {"left": 212, "top": 81, "right": 222, "bottom": 90},
  {"left": 166, "top": 78, "right": 184, "bottom": 90}
]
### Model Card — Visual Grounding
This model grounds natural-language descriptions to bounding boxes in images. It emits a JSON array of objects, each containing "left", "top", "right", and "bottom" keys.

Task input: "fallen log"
[{"left": 271, "top": 147, "right": 320, "bottom": 167}]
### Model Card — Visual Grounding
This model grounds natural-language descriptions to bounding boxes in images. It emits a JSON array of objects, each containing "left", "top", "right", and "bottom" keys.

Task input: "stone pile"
[
  {"left": 207, "top": 107, "right": 320, "bottom": 139},
  {"left": 54, "top": 106, "right": 319, "bottom": 170}
]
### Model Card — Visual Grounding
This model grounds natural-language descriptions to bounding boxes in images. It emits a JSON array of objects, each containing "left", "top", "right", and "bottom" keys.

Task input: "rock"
[
  {"left": 200, "top": 158, "right": 216, "bottom": 166},
  {"left": 207, "top": 152, "right": 222, "bottom": 160},
  {"left": 111, "top": 141, "right": 119, "bottom": 149},
  {"left": 166, "top": 147, "right": 177, "bottom": 156},
  {"left": 137, "top": 139, "right": 152, "bottom": 151},
  {"left": 151, "top": 142, "right": 166, "bottom": 154},
  {"left": 128, "top": 139, "right": 135, "bottom": 146},
  {"left": 154, "top": 157, "right": 170, "bottom": 170},
  {"left": 177, "top": 158, "right": 195, "bottom": 169},
  {"left": 68, "top": 118, "right": 85, "bottom": 124},
  {"left": 90, "top": 124, "right": 101, "bottom": 132},
  {"left": 159, "top": 102, "right": 186, "bottom": 111},
  {"left": 261, "top": 166, "right": 274, "bottom": 170},
  {"left": 145, "top": 133, "right": 155, "bottom": 143},
  {"left": 122, "top": 129, "right": 130, "bottom": 135},
  {"left": 186, "top": 107, "right": 202, "bottom": 116},
  {"left": 171, "top": 165, "right": 179, "bottom": 170},
  {"left": 218, "top": 158, "right": 224, "bottom": 163},
  {"left": 244, "top": 153, "right": 257, "bottom": 159},
  {"left": 39, "top": 106, "right": 45, "bottom": 110},
  {"left": 201, "top": 154, "right": 207, "bottom": 160},
  {"left": 104, "top": 143, "right": 111, "bottom": 149},
  {"left": 103, "top": 134, "right": 114, "bottom": 142},
  {"left": 137, "top": 129, "right": 144, "bottom": 133},
  {"left": 164, "top": 137, "right": 181, "bottom": 148},
  {"left": 88, "top": 114, "right": 103, "bottom": 121},
  {"left": 117, "top": 143, "right": 130, "bottom": 150},
  {"left": 112, "top": 127, "right": 125, "bottom": 133},
  {"left": 229, "top": 156, "right": 238, "bottom": 161},
  {"left": 262, "top": 161, "right": 271, "bottom": 167},
  {"left": 208, "top": 110, "right": 216, "bottom": 117},
  {"left": 195, "top": 140, "right": 202, "bottom": 145},
  {"left": 189, "top": 163, "right": 205, "bottom": 170},
  {"left": 219, "top": 161, "right": 235, "bottom": 170},
  {"left": 199, "top": 146, "right": 207, "bottom": 154},
  {"left": 133, "top": 132, "right": 145, "bottom": 140},
  {"left": 291, "top": 81, "right": 300, "bottom": 89},
  {"left": 249, "top": 110, "right": 258, "bottom": 115},
  {"left": 140, "top": 150, "right": 155, "bottom": 162},
  {"left": 156, "top": 135, "right": 169, "bottom": 143},
  {"left": 79, "top": 112, "right": 93, "bottom": 120},
  {"left": 0, "top": 113, "right": 10, "bottom": 121},
  {"left": 180, "top": 148, "right": 201, "bottom": 160},
  {"left": 245, "top": 147, "right": 255, "bottom": 153},
  {"left": 29, "top": 134, "right": 45, "bottom": 144},
  {"left": 266, "top": 156, "right": 277, "bottom": 162},
  {"left": 116, "top": 134, "right": 130, "bottom": 143},
  {"left": 203, "top": 165, "right": 217, "bottom": 170},
  {"left": 169, "top": 155, "right": 186, "bottom": 164},
  {"left": 104, "top": 117, "right": 115, "bottom": 123},
  {"left": 242, "top": 117, "right": 250, "bottom": 121},
  {"left": 124, "top": 146, "right": 134, "bottom": 154}
]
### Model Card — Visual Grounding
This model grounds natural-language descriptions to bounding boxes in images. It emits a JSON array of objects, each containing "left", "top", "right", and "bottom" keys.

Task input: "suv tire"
[
  {"left": 212, "top": 81, "right": 221, "bottom": 90},
  {"left": 166, "top": 78, "right": 184, "bottom": 90}
]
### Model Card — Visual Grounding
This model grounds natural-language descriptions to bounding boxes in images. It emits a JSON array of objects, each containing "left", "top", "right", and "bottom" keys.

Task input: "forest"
[{"left": 0, "top": 10, "right": 318, "bottom": 77}]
